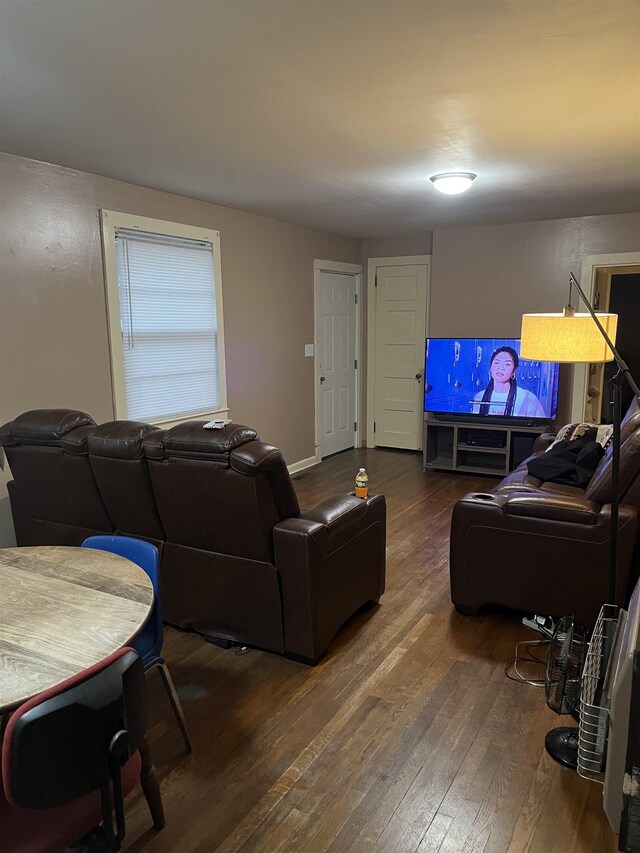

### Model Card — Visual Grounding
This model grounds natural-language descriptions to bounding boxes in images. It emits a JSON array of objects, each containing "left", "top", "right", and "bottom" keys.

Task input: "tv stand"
[{"left": 423, "top": 414, "right": 550, "bottom": 476}]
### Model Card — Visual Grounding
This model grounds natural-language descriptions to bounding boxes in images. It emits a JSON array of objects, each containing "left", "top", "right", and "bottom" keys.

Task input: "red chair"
[{"left": 0, "top": 648, "right": 164, "bottom": 853}]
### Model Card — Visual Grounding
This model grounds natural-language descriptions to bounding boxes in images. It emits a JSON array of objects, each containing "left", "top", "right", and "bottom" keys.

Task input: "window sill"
[{"left": 149, "top": 408, "right": 230, "bottom": 430}]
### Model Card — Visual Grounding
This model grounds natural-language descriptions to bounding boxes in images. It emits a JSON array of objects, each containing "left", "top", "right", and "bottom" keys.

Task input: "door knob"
[
  {"left": 320, "top": 376, "right": 325, "bottom": 383},
  {"left": 415, "top": 373, "right": 422, "bottom": 381}
]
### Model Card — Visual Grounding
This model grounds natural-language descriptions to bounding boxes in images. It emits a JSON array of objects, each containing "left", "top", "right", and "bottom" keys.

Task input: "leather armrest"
[
  {"left": 502, "top": 491, "right": 600, "bottom": 524},
  {"left": 295, "top": 493, "right": 382, "bottom": 554},
  {"left": 273, "top": 493, "right": 386, "bottom": 661},
  {"left": 533, "top": 433, "right": 557, "bottom": 453}
]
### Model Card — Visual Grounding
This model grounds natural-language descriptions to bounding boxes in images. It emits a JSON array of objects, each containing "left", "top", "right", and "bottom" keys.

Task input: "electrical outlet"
[{"left": 305, "top": 344, "right": 315, "bottom": 357}]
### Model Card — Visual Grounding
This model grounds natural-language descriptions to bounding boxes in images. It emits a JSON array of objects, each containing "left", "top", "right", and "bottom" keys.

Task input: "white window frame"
[{"left": 100, "top": 210, "right": 228, "bottom": 427}]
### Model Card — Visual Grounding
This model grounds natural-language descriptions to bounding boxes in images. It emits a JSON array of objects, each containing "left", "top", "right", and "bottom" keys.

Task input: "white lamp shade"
[{"left": 520, "top": 312, "right": 618, "bottom": 363}]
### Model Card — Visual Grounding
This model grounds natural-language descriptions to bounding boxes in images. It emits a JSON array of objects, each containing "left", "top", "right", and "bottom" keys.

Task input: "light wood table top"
[{"left": 0, "top": 545, "right": 154, "bottom": 714}]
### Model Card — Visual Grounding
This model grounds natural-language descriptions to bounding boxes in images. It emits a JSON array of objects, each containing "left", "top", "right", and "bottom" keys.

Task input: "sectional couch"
[
  {"left": 450, "top": 399, "right": 640, "bottom": 628},
  {"left": 0, "top": 410, "right": 386, "bottom": 663}
]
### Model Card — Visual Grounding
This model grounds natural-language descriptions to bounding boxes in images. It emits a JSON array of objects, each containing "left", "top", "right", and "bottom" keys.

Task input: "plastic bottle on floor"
[{"left": 355, "top": 468, "right": 369, "bottom": 498}]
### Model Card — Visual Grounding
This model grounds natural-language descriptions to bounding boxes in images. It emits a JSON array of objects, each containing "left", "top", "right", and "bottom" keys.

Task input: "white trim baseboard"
[{"left": 288, "top": 456, "right": 319, "bottom": 475}]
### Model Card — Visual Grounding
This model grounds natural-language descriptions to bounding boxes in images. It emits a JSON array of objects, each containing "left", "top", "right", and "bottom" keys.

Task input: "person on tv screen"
[{"left": 472, "top": 346, "right": 545, "bottom": 417}]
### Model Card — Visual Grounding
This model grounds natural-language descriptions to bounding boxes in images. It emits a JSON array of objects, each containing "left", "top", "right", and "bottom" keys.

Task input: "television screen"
[{"left": 424, "top": 337, "right": 559, "bottom": 421}]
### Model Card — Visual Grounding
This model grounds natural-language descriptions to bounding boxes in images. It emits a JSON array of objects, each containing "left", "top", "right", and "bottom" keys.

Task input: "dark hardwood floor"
[{"left": 122, "top": 447, "right": 617, "bottom": 853}]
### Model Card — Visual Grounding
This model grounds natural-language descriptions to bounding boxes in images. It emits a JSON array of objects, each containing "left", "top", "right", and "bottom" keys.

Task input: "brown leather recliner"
[
  {"left": 0, "top": 409, "right": 114, "bottom": 545},
  {"left": 143, "top": 422, "right": 386, "bottom": 662},
  {"left": 450, "top": 398, "right": 640, "bottom": 628},
  {"left": 0, "top": 411, "right": 386, "bottom": 663}
]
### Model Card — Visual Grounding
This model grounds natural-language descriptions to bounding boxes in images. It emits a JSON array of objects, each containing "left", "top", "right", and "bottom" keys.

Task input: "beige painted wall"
[
  {"left": 429, "top": 213, "right": 640, "bottom": 422},
  {"left": 360, "top": 233, "right": 433, "bottom": 271},
  {"left": 0, "top": 153, "right": 360, "bottom": 545},
  {"left": 430, "top": 215, "right": 640, "bottom": 336}
]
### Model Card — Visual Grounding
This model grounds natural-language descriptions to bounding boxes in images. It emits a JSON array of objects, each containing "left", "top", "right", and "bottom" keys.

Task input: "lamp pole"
[{"left": 568, "top": 272, "right": 640, "bottom": 604}]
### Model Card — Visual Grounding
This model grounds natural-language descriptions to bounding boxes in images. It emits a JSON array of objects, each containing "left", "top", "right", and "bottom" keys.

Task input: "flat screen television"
[{"left": 424, "top": 337, "right": 559, "bottom": 424}]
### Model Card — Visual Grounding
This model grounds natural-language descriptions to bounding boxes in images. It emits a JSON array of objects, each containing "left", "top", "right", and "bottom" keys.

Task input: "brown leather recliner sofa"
[
  {"left": 0, "top": 410, "right": 386, "bottom": 663},
  {"left": 450, "top": 399, "right": 640, "bottom": 629}
]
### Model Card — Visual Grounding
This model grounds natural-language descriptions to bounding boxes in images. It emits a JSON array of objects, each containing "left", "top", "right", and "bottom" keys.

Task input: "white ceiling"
[{"left": 1, "top": 0, "right": 639, "bottom": 238}]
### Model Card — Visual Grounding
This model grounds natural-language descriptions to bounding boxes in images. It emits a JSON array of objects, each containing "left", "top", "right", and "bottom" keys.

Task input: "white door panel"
[
  {"left": 318, "top": 271, "right": 357, "bottom": 457},
  {"left": 374, "top": 264, "right": 428, "bottom": 450}
]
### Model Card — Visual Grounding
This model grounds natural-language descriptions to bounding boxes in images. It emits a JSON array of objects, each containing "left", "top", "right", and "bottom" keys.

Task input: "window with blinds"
[{"left": 101, "top": 212, "right": 227, "bottom": 424}]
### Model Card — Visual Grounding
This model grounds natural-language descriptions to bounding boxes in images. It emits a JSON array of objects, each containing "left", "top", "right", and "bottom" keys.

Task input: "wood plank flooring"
[{"left": 122, "top": 447, "right": 618, "bottom": 853}]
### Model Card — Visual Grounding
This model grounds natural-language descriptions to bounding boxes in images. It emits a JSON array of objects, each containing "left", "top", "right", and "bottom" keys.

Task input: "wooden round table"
[{"left": 0, "top": 545, "right": 154, "bottom": 714}]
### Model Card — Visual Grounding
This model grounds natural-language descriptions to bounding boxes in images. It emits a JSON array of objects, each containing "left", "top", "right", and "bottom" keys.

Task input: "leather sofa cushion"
[
  {"left": 502, "top": 492, "right": 600, "bottom": 524},
  {"left": 620, "top": 397, "right": 640, "bottom": 443},
  {"left": 0, "top": 410, "right": 95, "bottom": 445},
  {"left": 159, "top": 421, "right": 258, "bottom": 461},
  {"left": 493, "top": 467, "right": 542, "bottom": 493},
  {"left": 89, "top": 421, "right": 161, "bottom": 460},
  {"left": 59, "top": 425, "right": 97, "bottom": 455},
  {"left": 586, "top": 428, "right": 640, "bottom": 505}
]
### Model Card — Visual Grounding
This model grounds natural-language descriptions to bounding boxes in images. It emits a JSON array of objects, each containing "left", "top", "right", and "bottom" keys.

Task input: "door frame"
[
  {"left": 571, "top": 252, "right": 640, "bottom": 421},
  {"left": 366, "top": 255, "right": 431, "bottom": 449},
  {"left": 313, "top": 259, "right": 363, "bottom": 463}
]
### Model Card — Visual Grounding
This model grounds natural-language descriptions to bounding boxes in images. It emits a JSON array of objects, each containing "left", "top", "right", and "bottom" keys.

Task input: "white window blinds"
[{"left": 115, "top": 228, "right": 220, "bottom": 422}]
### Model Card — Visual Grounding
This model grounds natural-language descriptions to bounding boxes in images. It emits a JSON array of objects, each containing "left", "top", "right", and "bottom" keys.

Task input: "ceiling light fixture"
[{"left": 429, "top": 172, "right": 477, "bottom": 195}]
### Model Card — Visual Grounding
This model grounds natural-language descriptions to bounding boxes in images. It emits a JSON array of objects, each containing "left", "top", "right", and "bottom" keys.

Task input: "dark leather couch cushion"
[
  {"left": 60, "top": 425, "right": 97, "bottom": 455},
  {"left": 502, "top": 491, "right": 600, "bottom": 524},
  {"left": 620, "top": 397, "right": 640, "bottom": 444},
  {"left": 586, "top": 428, "right": 640, "bottom": 505},
  {"left": 160, "top": 421, "right": 258, "bottom": 461},
  {"left": 88, "top": 421, "right": 165, "bottom": 540},
  {"left": 88, "top": 421, "right": 161, "bottom": 459},
  {"left": 0, "top": 410, "right": 95, "bottom": 445},
  {"left": 493, "top": 467, "right": 542, "bottom": 493},
  {"left": 231, "top": 444, "right": 300, "bottom": 518}
]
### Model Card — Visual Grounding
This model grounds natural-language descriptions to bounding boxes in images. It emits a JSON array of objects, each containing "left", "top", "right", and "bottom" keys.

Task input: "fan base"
[{"left": 545, "top": 726, "right": 579, "bottom": 769}]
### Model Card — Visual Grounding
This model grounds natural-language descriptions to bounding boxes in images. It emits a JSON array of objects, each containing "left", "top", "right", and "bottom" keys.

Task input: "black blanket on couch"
[{"left": 527, "top": 434, "right": 605, "bottom": 488}]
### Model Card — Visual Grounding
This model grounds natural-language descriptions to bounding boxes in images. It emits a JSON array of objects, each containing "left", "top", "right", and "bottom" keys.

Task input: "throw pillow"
[{"left": 545, "top": 422, "right": 613, "bottom": 453}]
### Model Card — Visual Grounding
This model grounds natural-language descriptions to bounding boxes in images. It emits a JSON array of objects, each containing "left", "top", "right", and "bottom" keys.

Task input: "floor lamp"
[{"left": 521, "top": 271, "right": 640, "bottom": 607}]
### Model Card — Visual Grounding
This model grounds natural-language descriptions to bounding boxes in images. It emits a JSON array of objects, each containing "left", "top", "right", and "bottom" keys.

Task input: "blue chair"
[{"left": 81, "top": 535, "right": 192, "bottom": 753}]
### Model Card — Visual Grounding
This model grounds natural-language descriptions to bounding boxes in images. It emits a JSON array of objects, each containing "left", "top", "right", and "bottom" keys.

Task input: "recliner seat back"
[
  {"left": 0, "top": 410, "right": 113, "bottom": 542},
  {"left": 585, "top": 397, "right": 640, "bottom": 507},
  {"left": 143, "top": 422, "right": 299, "bottom": 562},
  {"left": 88, "top": 420, "right": 165, "bottom": 545}
]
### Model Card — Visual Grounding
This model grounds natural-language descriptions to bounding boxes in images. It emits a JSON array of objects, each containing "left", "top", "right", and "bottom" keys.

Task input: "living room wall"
[
  {"left": 361, "top": 213, "right": 640, "bottom": 424},
  {"left": 430, "top": 214, "right": 640, "bottom": 337},
  {"left": 0, "top": 153, "right": 360, "bottom": 546}
]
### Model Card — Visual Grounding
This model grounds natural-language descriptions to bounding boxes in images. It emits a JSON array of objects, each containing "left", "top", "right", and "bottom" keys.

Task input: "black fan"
[{"left": 544, "top": 616, "right": 589, "bottom": 768}]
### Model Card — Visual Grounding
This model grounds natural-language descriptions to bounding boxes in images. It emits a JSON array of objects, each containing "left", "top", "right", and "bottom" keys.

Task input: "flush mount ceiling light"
[{"left": 429, "top": 172, "right": 477, "bottom": 195}]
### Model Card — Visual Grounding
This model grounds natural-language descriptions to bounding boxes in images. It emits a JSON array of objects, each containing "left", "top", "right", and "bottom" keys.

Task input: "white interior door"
[
  {"left": 317, "top": 271, "right": 357, "bottom": 458},
  {"left": 373, "top": 264, "right": 428, "bottom": 450}
]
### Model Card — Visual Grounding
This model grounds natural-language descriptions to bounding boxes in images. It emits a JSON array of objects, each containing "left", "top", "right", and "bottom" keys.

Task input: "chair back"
[
  {"left": 82, "top": 536, "right": 163, "bottom": 666},
  {"left": 144, "top": 421, "right": 300, "bottom": 562},
  {"left": 88, "top": 421, "right": 166, "bottom": 545},
  {"left": 2, "top": 648, "right": 145, "bottom": 810},
  {"left": 0, "top": 409, "right": 114, "bottom": 543}
]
